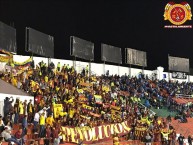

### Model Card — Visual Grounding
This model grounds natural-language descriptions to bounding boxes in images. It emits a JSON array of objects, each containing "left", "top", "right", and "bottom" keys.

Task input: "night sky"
[{"left": 1, "top": 0, "right": 193, "bottom": 72}]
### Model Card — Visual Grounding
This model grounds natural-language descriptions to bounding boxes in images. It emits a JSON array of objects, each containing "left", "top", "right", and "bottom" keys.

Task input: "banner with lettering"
[
  {"left": 82, "top": 104, "right": 94, "bottom": 110},
  {"left": 53, "top": 104, "right": 63, "bottom": 118},
  {"left": 81, "top": 104, "right": 101, "bottom": 117},
  {"left": 134, "top": 126, "right": 147, "bottom": 140},
  {"left": 61, "top": 121, "right": 131, "bottom": 144}
]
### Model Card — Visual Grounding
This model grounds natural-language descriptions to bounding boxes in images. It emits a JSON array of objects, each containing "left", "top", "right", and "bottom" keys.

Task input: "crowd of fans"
[{"left": 0, "top": 60, "right": 193, "bottom": 145}]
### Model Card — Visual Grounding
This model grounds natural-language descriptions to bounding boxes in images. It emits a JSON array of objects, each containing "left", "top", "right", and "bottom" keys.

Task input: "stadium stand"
[{"left": 0, "top": 58, "right": 193, "bottom": 145}]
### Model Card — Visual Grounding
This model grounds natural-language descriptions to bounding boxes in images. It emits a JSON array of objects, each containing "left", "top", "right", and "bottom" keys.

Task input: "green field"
[
  {"left": 151, "top": 106, "right": 177, "bottom": 117},
  {"left": 140, "top": 99, "right": 178, "bottom": 117}
]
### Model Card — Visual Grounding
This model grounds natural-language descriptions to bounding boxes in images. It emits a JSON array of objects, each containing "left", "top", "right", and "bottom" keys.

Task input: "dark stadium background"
[{"left": 1, "top": 0, "right": 193, "bottom": 73}]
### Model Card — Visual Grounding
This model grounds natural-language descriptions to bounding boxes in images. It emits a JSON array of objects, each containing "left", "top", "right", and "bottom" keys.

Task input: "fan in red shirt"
[
  {"left": 15, "top": 128, "right": 24, "bottom": 145},
  {"left": 52, "top": 126, "right": 60, "bottom": 145},
  {"left": 44, "top": 125, "right": 51, "bottom": 145},
  {"left": 34, "top": 95, "right": 42, "bottom": 104}
]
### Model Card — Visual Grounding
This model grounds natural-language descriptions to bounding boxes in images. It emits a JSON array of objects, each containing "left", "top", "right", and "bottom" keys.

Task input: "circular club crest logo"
[
  {"left": 168, "top": 4, "right": 187, "bottom": 25},
  {"left": 164, "top": 2, "right": 192, "bottom": 26}
]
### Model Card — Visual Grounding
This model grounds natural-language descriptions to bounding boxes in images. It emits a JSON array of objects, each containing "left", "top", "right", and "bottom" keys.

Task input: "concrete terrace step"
[
  {"left": 0, "top": 79, "right": 29, "bottom": 96},
  {"left": 171, "top": 117, "right": 193, "bottom": 138}
]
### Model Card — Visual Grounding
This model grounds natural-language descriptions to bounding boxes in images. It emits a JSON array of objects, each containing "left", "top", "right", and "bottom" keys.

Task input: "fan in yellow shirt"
[
  {"left": 67, "top": 98, "right": 74, "bottom": 104},
  {"left": 55, "top": 86, "right": 60, "bottom": 92},
  {"left": 113, "top": 133, "right": 119, "bottom": 145},
  {"left": 157, "top": 119, "right": 162, "bottom": 125},
  {"left": 69, "top": 108, "right": 75, "bottom": 118},
  {"left": 46, "top": 115, "right": 55, "bottom": 127},
  {"left": 39, "top": 113, "right": 46, "bottom": 126},
  {"left": 161, "top": 131, "right": 170, "bottom": 141},
  {"left": 147, "top": 118, "right": 153, "bottom": 126},
  {"left": 44, "top": 76, "right": 48, "bottom": 83},
  {"left": 30, "top": 80, "right": 35, "bottom": 88},
  {"left": 39, "top": 113, "right": 46, "bottom": 138},
  {"left": 11, "top": 77, "right": 17, "bottom": 87},
  {"left": 19, "top": 101, "right": 24, "bottom": 115},
  {"left": 49, "top": 80, "right": 54, "bottom": 89}
]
